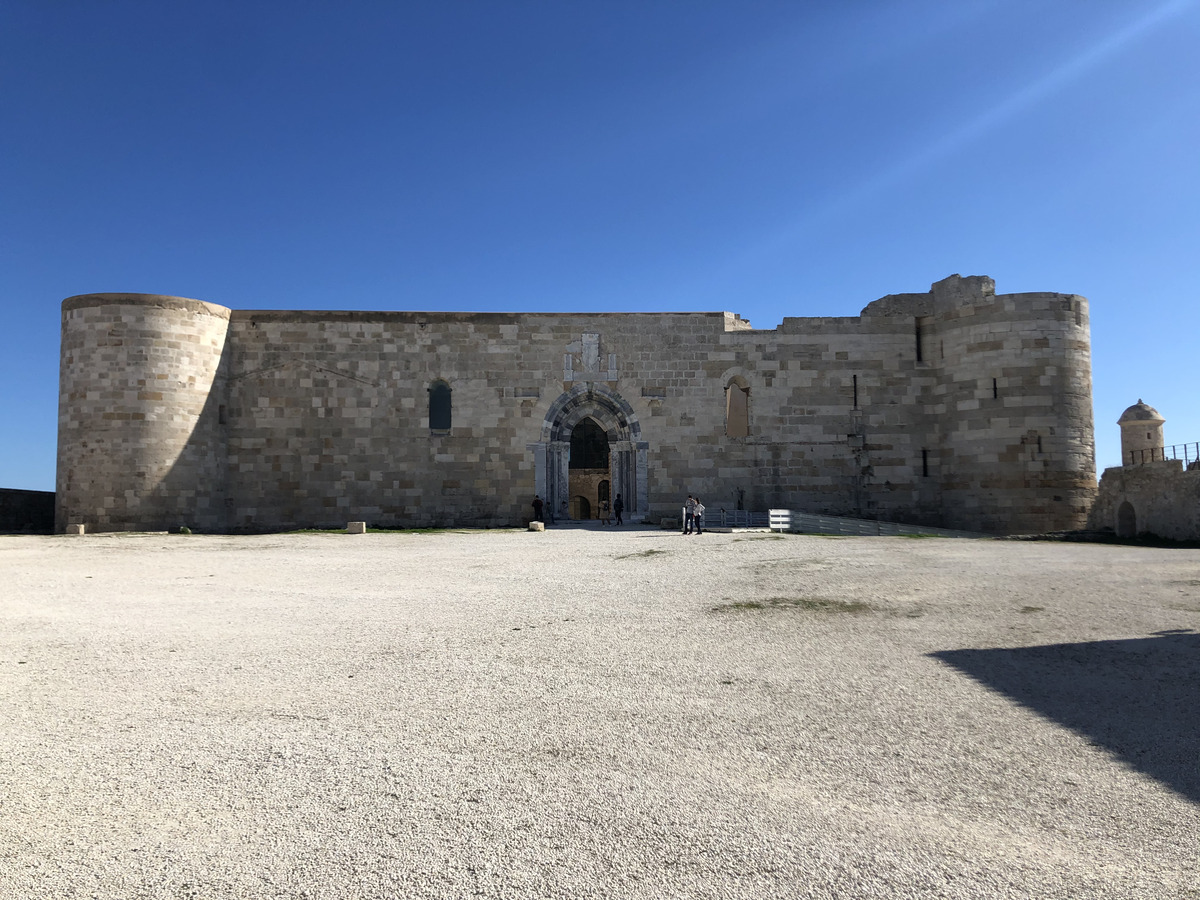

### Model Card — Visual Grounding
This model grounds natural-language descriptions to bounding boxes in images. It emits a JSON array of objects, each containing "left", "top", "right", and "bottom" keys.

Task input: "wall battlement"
[{"left": 56, "top": 276, "right": 1095, "bottom": 534}]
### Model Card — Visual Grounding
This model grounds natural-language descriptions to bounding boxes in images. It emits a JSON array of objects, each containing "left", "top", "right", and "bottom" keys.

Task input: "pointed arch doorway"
[
  {"left": 570, "top": 417, "right": 608, "bottom": 520},
  {"left": 528, "top": 384, "right": 648, "bottom": 523}
]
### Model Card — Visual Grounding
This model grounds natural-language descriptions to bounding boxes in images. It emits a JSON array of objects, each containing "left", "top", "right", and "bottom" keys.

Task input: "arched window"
[
  {"left": 570, "top": 417, "right": 610, "bottom": 469},
  {"left": 725, "top": 377, "right": 749, "bottom": 437},
  {"left": 429, "top": 380, "right": 451, "bottom": 432}
]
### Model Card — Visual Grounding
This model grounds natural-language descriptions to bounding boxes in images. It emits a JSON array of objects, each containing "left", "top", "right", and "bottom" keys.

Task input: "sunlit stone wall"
[{"left": 56, "top": 275, "right": 1096, "bottom": 534}]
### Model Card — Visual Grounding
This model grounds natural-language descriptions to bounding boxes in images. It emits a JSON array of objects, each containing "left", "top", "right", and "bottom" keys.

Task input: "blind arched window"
[{"left": 725, "top": 378, "right": 749, "bottom": 437}]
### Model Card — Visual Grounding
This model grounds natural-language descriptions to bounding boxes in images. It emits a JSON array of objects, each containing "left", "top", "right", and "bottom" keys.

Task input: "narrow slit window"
[
  {"left": 429, "top": 380, "right": 451, "bottom": 432},
  {"left": 853, "top": 374, "right": 859, "bottom": 409},
  {"left": 922, "top": 449, "right": 929, "bottom": 477},
  {"left": 992, "top": 378, "right": 998, "bottom": 399}
]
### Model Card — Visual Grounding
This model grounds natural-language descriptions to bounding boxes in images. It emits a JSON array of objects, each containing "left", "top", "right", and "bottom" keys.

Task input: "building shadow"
[{"left": 930, "top": 631, "right": 1200, "bottom": 804}]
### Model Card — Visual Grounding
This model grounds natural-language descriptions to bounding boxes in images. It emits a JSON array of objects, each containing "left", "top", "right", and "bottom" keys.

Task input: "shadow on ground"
[{"left": 931, "top": 631, "right": 1200, "bottom": 804}]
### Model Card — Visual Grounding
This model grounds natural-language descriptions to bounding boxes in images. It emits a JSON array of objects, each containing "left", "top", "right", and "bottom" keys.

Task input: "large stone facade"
[{"left": 56, "top": 274, "right": 1096, "bottom": 535}]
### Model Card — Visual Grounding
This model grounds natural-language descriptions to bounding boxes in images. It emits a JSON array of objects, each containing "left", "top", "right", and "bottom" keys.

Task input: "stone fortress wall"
[
  {"left": 1087, "top": 400, "right": 1200, "bottom": 541},
  {"left": 56, "top": 274, "right": 1096, "bottom": 535}
]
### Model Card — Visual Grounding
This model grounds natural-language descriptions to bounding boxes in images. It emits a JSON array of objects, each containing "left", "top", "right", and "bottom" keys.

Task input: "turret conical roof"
[{"left": 1118, "top": 399, "right": 1165, "bottom": 425}]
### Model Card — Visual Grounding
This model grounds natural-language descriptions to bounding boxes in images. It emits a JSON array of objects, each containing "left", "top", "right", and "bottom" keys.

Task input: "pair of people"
[{"left": 682, "top": 494, "right": 704, "bottom": 535}]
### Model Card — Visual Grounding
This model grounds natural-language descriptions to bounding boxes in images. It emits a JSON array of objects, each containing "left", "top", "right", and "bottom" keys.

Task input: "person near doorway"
[
  {"left": 599, "top": 499, "right": 611, "bottom": 526},
  {"left": 532, "top": 495, "right": 544, "bottom": 523},
  {"left": 613, "top": 494, "right": 624, "bottom": 525},
  {"left": 684, "top": 494, "right": 696, "bottom": 534},
  {"left": 693, "top": 497, "right": 705, "bottom": 535}
]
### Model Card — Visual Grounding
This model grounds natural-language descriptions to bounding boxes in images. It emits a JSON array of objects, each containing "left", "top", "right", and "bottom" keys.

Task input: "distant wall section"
[
  {"left": 1088, "top": 460, "right": 1200, "bottom": 542},
  {"left": 0, "top": 489, "right": 54, "bottom": 534}
]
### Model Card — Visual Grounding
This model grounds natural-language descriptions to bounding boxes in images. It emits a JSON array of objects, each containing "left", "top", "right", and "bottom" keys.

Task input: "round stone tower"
[
  {"left": 56, "top": 294, "right": 232, "bottom": 533},
  {"left": 1118, "top": 399, "right": 1165, "bottom": 466},
  {"left": 926, "top": 276, "right": 1095, "bottom": 534}
]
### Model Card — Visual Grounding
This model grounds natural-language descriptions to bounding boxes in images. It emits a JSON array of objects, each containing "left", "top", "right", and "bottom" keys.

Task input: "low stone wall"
[
  {"left": 0, "top": 489, "right": 55, "bottom": 534},
  {"left": 1088, "top": 461, "right": 1200, "bottom": 541}
]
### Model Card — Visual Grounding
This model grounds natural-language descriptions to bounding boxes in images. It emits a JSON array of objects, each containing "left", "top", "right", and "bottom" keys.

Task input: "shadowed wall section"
[{"left": 0, "top": 489, "right": 54, "bottom": 533}]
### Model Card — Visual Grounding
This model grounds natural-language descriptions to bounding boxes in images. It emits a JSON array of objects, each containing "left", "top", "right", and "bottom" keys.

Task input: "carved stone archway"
[{"left": 528, "top": 384, "right": 648, "bottom": 523}]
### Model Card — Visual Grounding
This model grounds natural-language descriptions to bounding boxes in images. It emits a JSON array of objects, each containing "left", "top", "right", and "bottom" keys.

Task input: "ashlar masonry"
[{"left": 56, "top": 274, "right": 1095, "bottom": 535}]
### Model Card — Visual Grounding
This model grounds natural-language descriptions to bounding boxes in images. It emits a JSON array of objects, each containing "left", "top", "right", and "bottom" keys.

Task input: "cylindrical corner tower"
[
  {"left": 931, "top": 284, "right": 1095, "bottom": 534},
  {"left": 56, "top": 294, "right": 232, "bottom": 533},
  {"left": 1118, "top": 399, "right": 1165, "bottom": 465}
]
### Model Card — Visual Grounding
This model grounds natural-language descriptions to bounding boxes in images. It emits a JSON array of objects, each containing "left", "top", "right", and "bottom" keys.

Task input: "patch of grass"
[
  {"left": 1171, "top": 579, "right": 1200, "bottom": 587},
  {"left": 731, "top": 534, "right": 786, "bottom": 542},
  {"left": 711, "top": 596, "right": 871, "bottom": 614},
  {"left": 1019, "top": 605, "right": 1045, "bottom": 614},
  {"left": 615, "top": 548, "right": 668, "bottom": 559}
]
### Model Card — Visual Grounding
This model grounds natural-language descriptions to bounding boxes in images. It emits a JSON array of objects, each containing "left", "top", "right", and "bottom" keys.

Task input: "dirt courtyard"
[{"left": 2, "top": 528, "right": 1198, "bottom": 899}]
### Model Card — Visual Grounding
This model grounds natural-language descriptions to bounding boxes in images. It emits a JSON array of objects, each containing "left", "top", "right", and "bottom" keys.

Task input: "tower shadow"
[{"left": 930, "top": 631, "right": 1200, "bottom": 804}]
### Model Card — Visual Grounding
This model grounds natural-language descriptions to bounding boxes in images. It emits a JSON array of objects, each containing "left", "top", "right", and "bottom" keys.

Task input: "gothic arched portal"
[{"left": 527, "top": 384, "right": 648, "bottom": 523}]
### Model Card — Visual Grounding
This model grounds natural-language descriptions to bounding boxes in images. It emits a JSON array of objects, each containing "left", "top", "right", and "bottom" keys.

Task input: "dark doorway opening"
[
  {"left": 1117, "top": 501, "right": 1137, "bottom": 538},
  {"left": 569, "top": 417, "right": 610, "bottom": 520}
]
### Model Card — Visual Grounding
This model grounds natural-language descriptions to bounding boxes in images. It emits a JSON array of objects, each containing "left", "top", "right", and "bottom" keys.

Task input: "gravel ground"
[{"left": 1, "top": 527, "right": 1198, "bottom": 899}]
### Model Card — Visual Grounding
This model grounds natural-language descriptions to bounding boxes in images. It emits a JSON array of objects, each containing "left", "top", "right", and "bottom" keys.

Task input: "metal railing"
[{"left": 1128, "top": 442, "right": 1200, "bottom": 467}]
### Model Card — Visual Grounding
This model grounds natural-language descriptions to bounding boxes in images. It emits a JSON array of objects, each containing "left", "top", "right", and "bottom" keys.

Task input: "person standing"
[
  {"left": 683, "top": 494, "right": 696, "bottom": 534},
  {"left": 613, "top": 494, "right": 624, "bottom": 525},
  {"left": 531, "top": 495, "right": 544, "bottom": 523},
  {"left": 693, "top": 497, "right": 705, "bottom": 535},
  {"left": 599, "top": 499, "right": 611, "bottom": 526}
]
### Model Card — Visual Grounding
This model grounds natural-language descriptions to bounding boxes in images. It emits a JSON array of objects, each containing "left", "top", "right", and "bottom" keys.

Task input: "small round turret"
[{"left": 1118, "top": 399, "right": 1165, "bottom": 465}]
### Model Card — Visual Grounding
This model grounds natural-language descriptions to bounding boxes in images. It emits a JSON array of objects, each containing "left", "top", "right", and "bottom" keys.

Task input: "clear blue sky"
[{"left": 3, "top": 1, "right": 1198, "bottom": 492}]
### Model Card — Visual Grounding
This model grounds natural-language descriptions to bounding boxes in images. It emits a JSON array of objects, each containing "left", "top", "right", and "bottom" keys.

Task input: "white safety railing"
[
  {"left": 768, "top": 509, "right": 987, "bottom": 539},
  {"left": 714, "top": 509, "right": 771, "bottom": 528}
]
